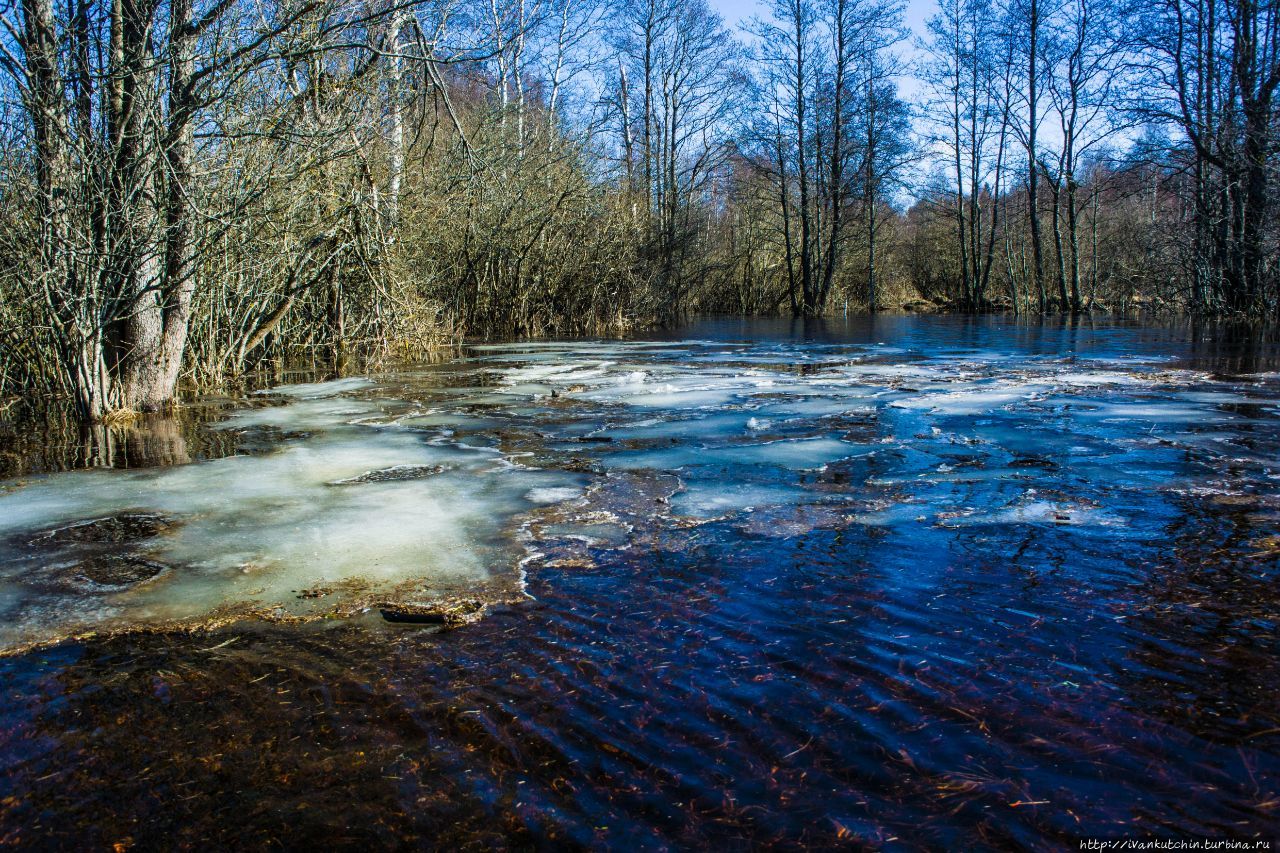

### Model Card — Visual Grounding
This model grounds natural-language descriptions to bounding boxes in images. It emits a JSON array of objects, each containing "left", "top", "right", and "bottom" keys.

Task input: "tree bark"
[
  {"left": 1026, "top": 0, "right": 1047, "bottom": 308},
  {"left": 122, "top": 0, "right": 197, "bottom": 410}
]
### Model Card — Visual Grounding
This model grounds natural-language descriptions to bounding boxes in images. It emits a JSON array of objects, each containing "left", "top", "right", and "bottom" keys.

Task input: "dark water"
[{"left": 2, "top": 315, "right": 1279, "bottom": 849}]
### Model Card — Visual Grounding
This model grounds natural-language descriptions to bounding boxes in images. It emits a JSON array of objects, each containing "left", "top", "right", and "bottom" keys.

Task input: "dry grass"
[{"left": 101, "top": 407, "right": 140, "bottom": 427}]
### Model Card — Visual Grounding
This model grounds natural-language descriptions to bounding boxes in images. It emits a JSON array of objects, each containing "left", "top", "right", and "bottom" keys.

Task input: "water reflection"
[
  {"left": 0, "top": 411, "right": 214, "bottom": 476},
  {"left": 1185, "top": 319, "right": 1280, "bottom": 376},
  {"left": 673, "top": 313, "right": 1280, "bottom": 377}
]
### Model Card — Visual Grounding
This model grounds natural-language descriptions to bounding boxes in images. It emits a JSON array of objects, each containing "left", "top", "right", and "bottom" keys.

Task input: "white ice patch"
[
  {"left": 890, "top": 383, "right": 1051, "bottom": 416},
  {"left": 1084, "top": 402, "right": 1234, "bottom": 423},
  {"left": 611, "top": 386, "right": 742, "bottom": 409},
  {"left": 502, "top": 361, "right": 612, "bottom": 384},
  {"left": 218, "top": 397, "right": 383, "bottom": 431},
  {"left": 0, "top": 393, "right": 579, "bottom": 648},
  {"left": 398, "top": 412, "right": 506, "bottom": 431},
  {"left": 603, "top": 412, "right": 753, "bottom": 441},
  {"left": 525, "top": 486, "right": 584, "bottom": 504},
  {"left": 755, "top": 397, "right": 880, "bottom": 418},
  {"left": 1174, "top": 390, "right": 1263, "bottom": 406},
  {"left": 260, "top": 376, "right": 374, "bottom": 398},
  {"left": 940, "top": 500, "right": 1124, "bottom": 528},
  {"left": 834, "top": 363, "right": 941, "bottom": 380},
  {"left": 670, "top": 481, "right": 809, "bottom": 518},
  {"left": 848, "top": 504, "right": 930, "bottom": 526},
  {"left": 720, "top": 438, "right": 861, "bottom": 469},
  {"left": 609, "top": 437, "right": 860, "bottom": 472},
  {"left": 1051, "top": 371, "right": 1148, "bottom": 387}
]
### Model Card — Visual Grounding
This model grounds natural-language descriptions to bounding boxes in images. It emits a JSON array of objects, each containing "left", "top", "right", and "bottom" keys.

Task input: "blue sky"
[
  {"left": 707, "top": 0, "right": 933, "bottom": 34},
  {"left": 706, "top": 0, "right": 934, "bottom": 100}
]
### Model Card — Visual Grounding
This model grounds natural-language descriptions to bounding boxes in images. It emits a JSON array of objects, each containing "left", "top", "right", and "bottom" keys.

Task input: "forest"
[{"left": 0, "top": 0, "right": 1277, "bottom": 419}]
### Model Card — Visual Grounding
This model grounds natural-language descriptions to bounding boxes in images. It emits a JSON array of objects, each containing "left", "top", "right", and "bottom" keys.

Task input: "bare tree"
[
  {"left": 1132, "top": 0, "right": 1280, "bottom": 314},
  {"left": 921, "top": 0, "right": 1013, "bottom": 308},
  {"left": 1040, "top": 0, "right": 1124, "bottom": 310}
]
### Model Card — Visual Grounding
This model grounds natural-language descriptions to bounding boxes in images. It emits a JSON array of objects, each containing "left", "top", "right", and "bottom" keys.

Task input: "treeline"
[
  {"left": 0, "top": 0, "right": 1277, "bottom": 419},
  {"left": 910, "top": 0, "right": 1280, "bottom": 316}
]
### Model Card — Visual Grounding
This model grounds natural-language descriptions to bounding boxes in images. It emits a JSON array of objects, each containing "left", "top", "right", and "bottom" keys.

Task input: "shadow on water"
[
  {"left": 1, "top": 314, "right": 1279, "bottom": 849},
  {"left": 0, "top": 348, "right": 475, "bottom": 479},
  {"left": 0, "top": 412, "right": 212, "bottom": 478}
]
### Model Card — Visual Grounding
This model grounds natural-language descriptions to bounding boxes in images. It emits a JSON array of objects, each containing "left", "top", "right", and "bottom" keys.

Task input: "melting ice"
[
  {"left": 1, "top": 332, "right": 1277, "bottom": 649},
  {"left": 0, "top": 379, "right": 582, "bottom": 648}
]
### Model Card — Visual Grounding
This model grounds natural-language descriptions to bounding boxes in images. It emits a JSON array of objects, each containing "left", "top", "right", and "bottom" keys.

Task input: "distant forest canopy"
[{"left": 0, "top": 0, "right": 1277, "bottom": 418}]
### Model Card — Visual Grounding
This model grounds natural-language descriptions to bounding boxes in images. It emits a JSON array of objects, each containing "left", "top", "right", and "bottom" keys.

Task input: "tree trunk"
[
  {"left": 794, "top": 3, "right": 815, "bottom": 315},
  {"left": 1066, "top": 176, "right": 1081, "bottom": 310},
  {"left": 1026, "top": 0, "right": 1046, "bottom": 308},
  {"left": 819, "top": 0, "right": 848, "bottom": 312},
  {"left": 123, "top": 0, "right": 197, "bottom": 410}
]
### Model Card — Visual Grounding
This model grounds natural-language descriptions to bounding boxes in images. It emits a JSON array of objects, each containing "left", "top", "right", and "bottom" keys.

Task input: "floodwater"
[{"left": 1, "top": 315, "right": 1278, "bottom": 849}]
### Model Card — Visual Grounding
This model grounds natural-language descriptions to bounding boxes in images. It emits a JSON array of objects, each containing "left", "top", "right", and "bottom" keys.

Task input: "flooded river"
[{"left": 1, "top": 315, "right": 1278, "bottom": 848}]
